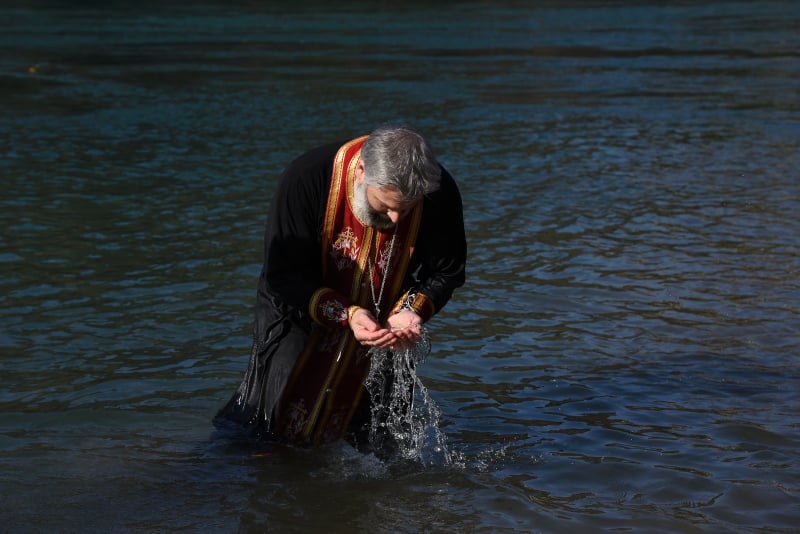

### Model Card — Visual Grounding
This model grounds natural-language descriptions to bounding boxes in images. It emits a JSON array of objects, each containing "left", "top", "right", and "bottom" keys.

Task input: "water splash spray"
[{"left": 364, "top": 329, "right": 451, "bottom": 465}]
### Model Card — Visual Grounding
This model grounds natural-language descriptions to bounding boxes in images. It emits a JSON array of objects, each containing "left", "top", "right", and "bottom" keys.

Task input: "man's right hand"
[{"left": 348, "top": 307, "right": 398, "bottom": 349}]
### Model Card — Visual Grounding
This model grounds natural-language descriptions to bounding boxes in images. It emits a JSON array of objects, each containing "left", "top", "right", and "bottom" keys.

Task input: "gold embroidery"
[
  {"left": 376, "top": 234, "right": 399, "bottom": 274},
  {"left": 320, "top": 298, "right": 347, "bottom": 323},
  {"left": 330, "top": 226, "right": 360, "bottom": 272}
]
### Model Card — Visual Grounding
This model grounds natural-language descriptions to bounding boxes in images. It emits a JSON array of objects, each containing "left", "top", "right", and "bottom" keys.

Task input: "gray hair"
[{"left": 360, "top": 125, "right": 442, "bottom": 201}]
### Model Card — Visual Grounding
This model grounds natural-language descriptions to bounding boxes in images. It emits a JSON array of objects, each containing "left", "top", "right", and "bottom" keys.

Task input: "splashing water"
[{"left": 364, "top": 329, "right": 452, "bottom": 465}]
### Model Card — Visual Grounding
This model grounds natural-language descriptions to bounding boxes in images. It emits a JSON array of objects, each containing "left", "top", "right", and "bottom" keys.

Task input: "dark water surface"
[{"left": 2, "top": 1, "right": 799, "bottom": 532}]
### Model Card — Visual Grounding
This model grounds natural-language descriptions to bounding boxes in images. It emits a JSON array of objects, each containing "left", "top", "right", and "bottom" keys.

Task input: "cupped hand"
[
  {"left": 386, "top": 310, "right": 423, "bottom": 350},
  {"left": 349, "top": 307, "right": 398, "bottom": 349}
]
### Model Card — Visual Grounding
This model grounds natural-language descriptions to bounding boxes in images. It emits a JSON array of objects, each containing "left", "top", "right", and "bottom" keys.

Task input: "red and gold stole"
[{"left": 274, "top": 136, "right": 423, "bottom": 445}]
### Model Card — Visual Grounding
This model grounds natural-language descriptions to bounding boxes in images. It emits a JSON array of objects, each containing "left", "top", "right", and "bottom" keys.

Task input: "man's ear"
[{"left": 355, "top": 159, "right": 366, "bottom": 185}]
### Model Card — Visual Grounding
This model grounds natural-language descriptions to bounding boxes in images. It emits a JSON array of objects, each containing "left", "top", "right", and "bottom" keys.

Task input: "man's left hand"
[{"left": 386, "top": 310, "right": 424, "bottom": 350}]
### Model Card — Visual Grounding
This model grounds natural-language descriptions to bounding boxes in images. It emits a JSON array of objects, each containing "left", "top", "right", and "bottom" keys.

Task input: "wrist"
[{"left": 347, "top": 305, "right": 362, "bottom": 326}]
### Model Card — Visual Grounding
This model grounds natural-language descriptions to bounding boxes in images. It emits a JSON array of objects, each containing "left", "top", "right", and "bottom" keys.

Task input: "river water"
[{"left": 1, "top": 1, "right": 799, "bottom": 532}]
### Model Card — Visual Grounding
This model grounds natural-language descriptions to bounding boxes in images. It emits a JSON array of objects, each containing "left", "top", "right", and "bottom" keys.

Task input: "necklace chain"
[{"left": 367, "top": 228, "right": 398, "bottom": 319}]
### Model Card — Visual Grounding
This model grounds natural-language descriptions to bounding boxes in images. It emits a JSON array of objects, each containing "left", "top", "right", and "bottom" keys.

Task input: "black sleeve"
[
  {"left": 259, "top": 143, "right": 338, "bottom": 313},
  {"left": 407, "top": 167, "right": 467, "bottom": 313}
]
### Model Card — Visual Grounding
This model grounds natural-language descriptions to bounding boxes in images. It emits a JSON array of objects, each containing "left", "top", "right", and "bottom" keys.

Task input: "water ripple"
[{"left": 2, "top": 1, "right": 799, "bottom": 532}]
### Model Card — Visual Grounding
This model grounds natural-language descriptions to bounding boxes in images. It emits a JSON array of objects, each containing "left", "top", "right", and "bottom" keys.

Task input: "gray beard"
[{"left": 352, "top": 181, "right": 395, "bottom": 230}]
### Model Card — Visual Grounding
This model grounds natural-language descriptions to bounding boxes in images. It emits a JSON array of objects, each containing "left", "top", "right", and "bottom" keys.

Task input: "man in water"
[{"left": 215, "top": 125, "right": 466, "bottom": 450}]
